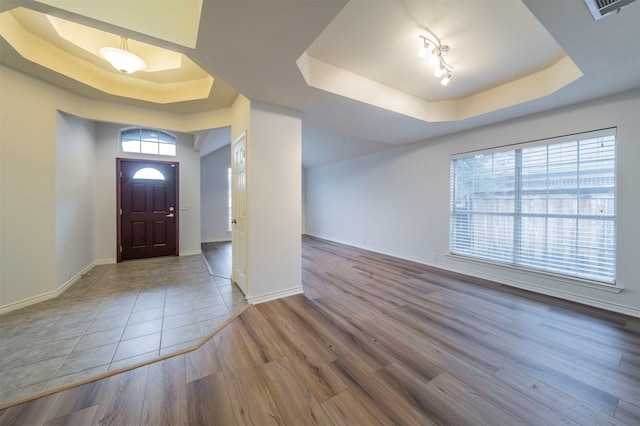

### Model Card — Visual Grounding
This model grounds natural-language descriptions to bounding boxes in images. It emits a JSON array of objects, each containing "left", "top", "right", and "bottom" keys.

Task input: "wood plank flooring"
[
  {"left": 201, "top": 241, "right": 232, "bottom": 278},
  {"left": 1, "top": 236, "right": 639, "bottom": 425}
]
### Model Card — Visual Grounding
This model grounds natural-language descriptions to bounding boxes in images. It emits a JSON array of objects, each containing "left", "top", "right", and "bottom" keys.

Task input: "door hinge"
[
  {"left": 120, "top": 209, "right": 123, "bottom": 215},
  {"left": 120, "top": 171, "right": 122, "bottom": 178},
  {"left": 120, "top": 246, "right": 123, "bottom": 253}
]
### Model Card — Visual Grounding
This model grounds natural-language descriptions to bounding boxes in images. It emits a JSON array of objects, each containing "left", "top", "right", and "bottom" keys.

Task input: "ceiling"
[
  {"left": 1, "top": 8, "right": 218, "bottom": 104},
  {"left": 1, "top": 0, "right": 639, "bottom": 167},
  {"left": 298, "top": 0, "right": 582, "bottom": 123}
]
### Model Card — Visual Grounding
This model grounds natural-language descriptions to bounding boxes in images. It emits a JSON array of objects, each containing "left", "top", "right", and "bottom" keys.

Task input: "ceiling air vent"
[{"left": 584, "top": 0, "right": 637, "bottom": 20}]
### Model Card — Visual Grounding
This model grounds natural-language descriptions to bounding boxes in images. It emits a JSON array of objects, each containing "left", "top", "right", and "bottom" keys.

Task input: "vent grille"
[{"left": 585, "top": 0, "right": 637, "bottom": 20}]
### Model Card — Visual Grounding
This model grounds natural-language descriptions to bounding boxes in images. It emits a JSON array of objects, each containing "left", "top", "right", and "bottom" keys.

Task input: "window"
[
  {"left": 133, "top": 167, "right": 165, "bottom": 180},
  {"left": 450, "top": 129, "right": 616, "bottom": 284},
  {"left": 120, "top": 128, "right": 176, "bottom": 156}
]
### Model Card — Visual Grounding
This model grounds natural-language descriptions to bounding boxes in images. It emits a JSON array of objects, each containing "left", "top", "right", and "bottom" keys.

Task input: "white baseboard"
[
  {"left": 94, "top": 258, "right": 116, "bottom": 266},
  {"left": 201, "top": 239, "right": 232, "bottom": 243},
  {"left": 248, "top": 286, "right": 304, "bottom": 305},
  {"left": 180, "top": 250, "right": 202, "bottom": 256},
  {"left": 0, "top": 262, "right": 96, "bottom": 315},
  {"left": 305, "top": 233, "right": 640, "bottom": 318},
  {"left": 450, "top": 265, "right": 640, "bottom": 318}
]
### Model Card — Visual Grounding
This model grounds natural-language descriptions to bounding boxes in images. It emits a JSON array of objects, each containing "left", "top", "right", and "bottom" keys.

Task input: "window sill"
[{"left": 445, "top": 253, "right": 623, "bottom": 294}]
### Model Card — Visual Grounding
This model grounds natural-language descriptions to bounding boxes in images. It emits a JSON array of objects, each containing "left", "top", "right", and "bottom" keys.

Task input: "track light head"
[
  {"left": 440, "top": 72, "right": 451, "bottom": 86},
  {"left": 417, "top": 38, "right": 431, "bottom": 58}
]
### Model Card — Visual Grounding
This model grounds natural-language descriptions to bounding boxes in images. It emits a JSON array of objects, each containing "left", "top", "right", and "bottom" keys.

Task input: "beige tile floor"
[{"left": 0, "top": 254, "right": 247, "bottom": 405}]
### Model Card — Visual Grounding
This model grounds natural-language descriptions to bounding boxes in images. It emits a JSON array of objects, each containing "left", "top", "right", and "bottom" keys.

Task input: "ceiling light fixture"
[
  {"left": 99, "top": 36, "right": 146, "bottom": 74},
  {"left": 418, "top": 34, "right": 453, "bottom": 86}
]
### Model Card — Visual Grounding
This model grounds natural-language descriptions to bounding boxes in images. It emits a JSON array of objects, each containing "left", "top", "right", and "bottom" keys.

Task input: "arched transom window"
[
  {"left": 120, "top": 128, "right": 177, "bottom": 156},
  {"left": 133, "top": 167, "right": 165, "bottom": 180}
]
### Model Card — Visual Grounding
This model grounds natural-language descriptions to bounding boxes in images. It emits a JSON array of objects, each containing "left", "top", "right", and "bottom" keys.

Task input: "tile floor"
[{"left": 0, "top": 254, "right": 247, "bottom": 405}]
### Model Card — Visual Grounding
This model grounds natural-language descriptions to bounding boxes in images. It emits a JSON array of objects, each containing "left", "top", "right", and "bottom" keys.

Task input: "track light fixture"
[{"left": 418, "top": 34, "right": 453, "bottom": 86}]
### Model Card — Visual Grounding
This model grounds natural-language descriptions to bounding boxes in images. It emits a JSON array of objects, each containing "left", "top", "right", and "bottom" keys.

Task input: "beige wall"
[
  {"left": 94, "top": 122, "right": 202, "bottom": 262},
  {"left": 201, "top": 144, "right": 232, "bottom": 243},
  {"left": 0, "top": 65, "right": 231, "bottom": 310},
  {"left": 0, "top": 64, "right": 303, "bottom": 311},
  {"left": 226, "top": 95, "right": 304, "bottom": 303},
  {"left": 245, "top": 102, "right": 302, "bottom": 303},
  {"left": 1, "top": 66, "right": 59, "bottom": 306},
  {"left": 55, "top": 112, "right": 96, "bottom": 287},
  {"left": 230, "top": 94, "right": 250, "bottom": 142}
]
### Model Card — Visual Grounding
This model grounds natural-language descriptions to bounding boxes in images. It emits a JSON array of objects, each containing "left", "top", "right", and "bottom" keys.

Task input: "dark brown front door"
[{"left": 118, "top": 159, "right": 179, "bottom": 261}]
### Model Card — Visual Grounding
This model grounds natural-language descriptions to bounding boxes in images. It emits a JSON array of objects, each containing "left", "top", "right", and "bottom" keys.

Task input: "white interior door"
[{"left": 231, "top": 134, "right": 247, "bottom": 295}]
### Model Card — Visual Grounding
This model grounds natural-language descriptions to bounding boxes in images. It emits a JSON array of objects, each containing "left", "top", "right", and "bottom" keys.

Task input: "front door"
[
  {"left": 118, "top": 159, "right": 178, "bottom": 261},
  {"left": 231, "top": 134, "right": 247, "bottom": 295}
]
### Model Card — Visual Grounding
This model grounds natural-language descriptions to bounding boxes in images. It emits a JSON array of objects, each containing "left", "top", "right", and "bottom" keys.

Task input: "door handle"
[
  {"left": 166, "top": 213, "right": 174, "bottom": 218},
  {"left": 232, "top": 219, "right": 237, "bottom": 224}
]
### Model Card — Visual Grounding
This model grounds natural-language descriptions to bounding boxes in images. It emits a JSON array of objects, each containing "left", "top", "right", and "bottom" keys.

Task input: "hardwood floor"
[
  {"left": 201, "top": 241, "right": 232, "bottom": 278},
  {"left": 2, "top": 236, "right": 639, "bottom": 425}
]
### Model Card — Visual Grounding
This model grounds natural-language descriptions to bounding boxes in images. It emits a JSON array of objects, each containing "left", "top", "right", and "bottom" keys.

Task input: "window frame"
[{"left": 449, "top": 128, "right": 618, "bottom": 287}]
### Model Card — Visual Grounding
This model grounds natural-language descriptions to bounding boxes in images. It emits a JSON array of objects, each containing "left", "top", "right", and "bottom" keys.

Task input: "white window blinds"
[{"left": 450, "top": 129, "right": 616, "bottom": 284}]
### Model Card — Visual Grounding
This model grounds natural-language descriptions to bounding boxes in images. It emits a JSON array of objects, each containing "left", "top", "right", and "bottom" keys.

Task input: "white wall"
[
  {"left": 246, "top": 102, "right": 303, "bottom": 303},
  {"left": 305, "top": 90, "right": 640, "bottom": 317},
  {"left": 94, "top": 122, "right": 202, "bottom": 262},
  {"left": 55, "top": 112, "right": 96, "bottom": 288},
  {"left": 201, "top": 144, "right": 232, "bottom": 242}
]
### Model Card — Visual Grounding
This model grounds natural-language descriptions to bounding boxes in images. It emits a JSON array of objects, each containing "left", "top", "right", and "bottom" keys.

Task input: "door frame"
[{"left": 116, "top": 158, "right": 180, "bottom": 262}]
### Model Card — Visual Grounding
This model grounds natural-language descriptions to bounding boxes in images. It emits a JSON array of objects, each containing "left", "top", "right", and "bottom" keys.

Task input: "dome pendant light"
[{"left": 99, "top": 36, "right": 146, "bottom": 74}]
